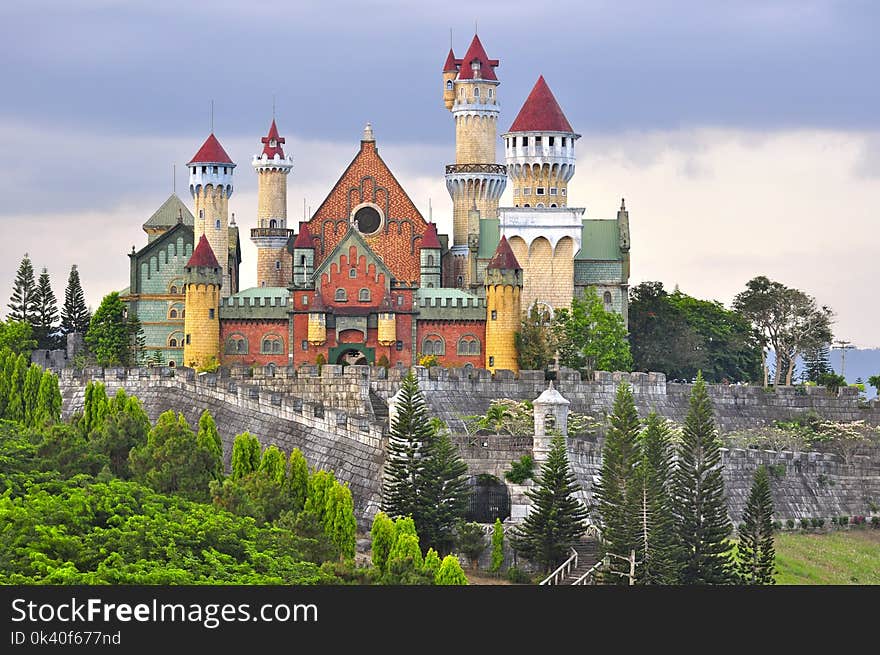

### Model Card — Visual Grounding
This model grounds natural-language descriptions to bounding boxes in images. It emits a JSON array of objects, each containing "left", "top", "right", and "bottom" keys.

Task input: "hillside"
[{"left": 774, "top": 529, "right": 880, "bottom": 585}]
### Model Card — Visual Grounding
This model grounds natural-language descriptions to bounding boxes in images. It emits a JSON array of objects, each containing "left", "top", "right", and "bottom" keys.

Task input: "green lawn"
[{"left": 773, "top": 529, "right": 880, "bottom": 585}]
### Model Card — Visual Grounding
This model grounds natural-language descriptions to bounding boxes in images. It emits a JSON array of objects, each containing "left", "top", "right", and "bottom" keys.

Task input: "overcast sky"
[{"left": 1, "top": 1, "right": 878, "bottom": 346}]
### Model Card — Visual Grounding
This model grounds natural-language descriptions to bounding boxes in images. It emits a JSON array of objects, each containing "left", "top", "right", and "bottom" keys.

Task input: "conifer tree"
[
  {"left": 671, "top": 373, "right": 736, "bottom": 584},
  {"left": 22, "top": 364, "right": 42, "bottom": 427},
  {"left": 7, "top": 254, "right": 38, "bottom": 325},
  {"left": 259, "top": 445, "right": 286, "bottom": 486},
  {"left": 303, "top": 469, "right": 337, "bottom": 527},
  {"left": 0, "top": 348, "right": 13, "bottom": 417},
  {"left": 511, "top": 434, "right": 588, "bottom": 571},
  {"left": 435, "top": 555, "right": 469, "bottom": 585},
  {"left": 325, "top": 482, "right": 356, "bottom": 559},
  {"left": 418, "top": 418, "right": 470, "bottom": 551},
  {"left": 286, "top": 448, "right": 309, "bottom": 514},
  {"left": 34, "top": 268, "right": 59, "bottom": 350},
  {"left": 593, "top": 382, "right": 642, "bottom": 582},
  {"left": 422, "top": 547, "right": 441, "bottom": 578},
  {"left": 33, "top": 369, "right": 62, "bottom": 427},
  {"left": 196, "top": 410, "right": 223, "bottom": 478},
  {"left": 490, "top": 517, "right": 504, "bottom": 573},
  {"left": 634, "top": 413, "right": 679, "bottom": 584},
  {"left": 736, "top": 466, "right": 776, "bottom": 585},
  {"left": 4, "top": 354, "right": 28, "bottom": 422},
  {"left": 79, "top": 381, "right": 109, "bottom": 436},
  {"left": 370, "top": 511, "right": 396, "bottom": 572},
  {"left": 60, "top": 265, "right": 91, "bottom": 336},
  {"left": 230, "top": 432, "right": 261, "bottom": 480}
]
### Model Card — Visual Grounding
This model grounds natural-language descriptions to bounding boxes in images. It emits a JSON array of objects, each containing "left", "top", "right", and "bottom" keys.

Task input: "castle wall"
[{"left": 220, "top": 319, "right": 290, "bottom": 367}]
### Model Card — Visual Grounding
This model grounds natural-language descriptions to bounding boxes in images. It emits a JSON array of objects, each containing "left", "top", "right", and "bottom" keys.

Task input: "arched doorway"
[
  {"left": 337, "top": 349, "right": 368, "bottom": 366},
  {"left": 465, "top": 474, "right": 511, "bottom": 523}
]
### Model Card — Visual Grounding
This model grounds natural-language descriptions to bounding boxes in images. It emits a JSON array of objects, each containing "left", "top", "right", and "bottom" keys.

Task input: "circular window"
[{"left": 353, "top": 205, "right": 382, "bottom": 235}]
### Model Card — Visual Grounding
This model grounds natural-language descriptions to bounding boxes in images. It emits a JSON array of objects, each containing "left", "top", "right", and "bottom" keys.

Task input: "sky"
[{"left": 1, "top": 1, "right": 878, "bottom": 346}]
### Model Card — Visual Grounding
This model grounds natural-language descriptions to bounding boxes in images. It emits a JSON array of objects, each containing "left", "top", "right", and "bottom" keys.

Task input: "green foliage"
[
  {"left": 197, "top": 356, "right": 221, "bottom": 373},
  {"left": 285, "top": 448, "right": 309, "bottom": 515},
  {"left": 196, "top": 410, "right": 222, "bottom": 478},
  {"left": 210, "top": 471, "right": 291, "bottom": 525},
  {"left": 422, "top": 547, "right": 441, "bottom": 578},
  {"left": 0, "top": 321, "right": 37, "bottom": 356},
  {"left": 417, "top": 353, "right": 439, "bottom": 367},
  {"left": 387, "top": 532, "right": 423, "bottom": 576},
  {"left": 370, "top": 511, "right": 395, "bottom": 572},
  {"left": 817, "top": 372, "right": 846, "bottom": 393},
  {"left": 552, "top": 288, "right": 632, "bottom": 373},
  {"left": 506, "top": 566, "right": 532, "bottom": 584},
  {"left": 511, "top": 434, "right": 588, "bottom": 571},
  {"left": 671, "top": 374, "right": 736, "bottom": 584},
  {"left": 435, "top": 555, "right": 469, "bottom": 585},
  {"left": 303, "top": 469, "right": 337, "bottom": 527},
  {"left": 259, "top": 445, "right": 286, "bottom": 486},
  {"left": 516, "top": 304, "right": 555, "bottom": 371},
  {"left": 504, "top": 454, "right": 534, "bottom": 483},
  {"left": 85, "top": 292, "right": 143, "bottom": 367},
  {"left": 230, "top": 432, "right": 261, "bottom": 480},
  {"left": 59, "top": 264, "right": 91, "bottom": 336},
  {"left": 34, "top": 268, "right": 60, "bottom": 350},
  {"left": 456, "top": 522, "right": 487, "bottom": 564},
  {"left": 325, "top": 482, "right": 356, "bottom": 559},
  {"left": 33, "top": 370, "right": 63, "bottom": 428},
  {"left": 802, "top": 343, "right": 832, "bottom": 383},
  {"left": 7, "top": 254, "right": 39, "bottom": 325},
  {"left": 79, "top": 381, "right": 109, "bottom": 436},
  {"left": 868, "top": 375, "right": 880, "bottom": 395},
  {"left": 90, "top": 391, "right": 150, "bottom": 479},
  {"left": 490, "top": 518, "right": 504, "bottom": 573},
  {"left": 736, "top": 466, "right": 776, "bottom": 584}
]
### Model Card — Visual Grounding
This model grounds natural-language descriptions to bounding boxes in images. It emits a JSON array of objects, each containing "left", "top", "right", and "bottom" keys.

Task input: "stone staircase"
[
  {"left": 369, "top": 390, "right": 389, "bottom": 423},
  {"left": 559, "top": 539, "right": 601, "bottom": 584}
]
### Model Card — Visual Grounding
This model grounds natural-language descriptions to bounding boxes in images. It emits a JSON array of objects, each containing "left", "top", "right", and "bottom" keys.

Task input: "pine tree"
[
  {"left": 325, "top": 482, "right": 357, "bottom": 559},
  {"left": 303, "top": 469, "right": 337, "bottom": 528},
  {"left": 33, "top": 369, "right": 62, "bottom": 427},
  {"left": 671, "top": 373, "right": 736, "bottom": 584},
  {"left": 802, "top": 342, "right": 831, "bottom": 383},
  {"left": 230, "top": 432, "right": 261, "bottom": 480},
  {"left": 593, "top": 382, "right": 642, "bottom": 582},
  {"left": 435, "top": 555, "right": 469, "bottom": 585},
  {"left": 7, "top": 254, "right": 39, "bottom": 325},
  {"left": 33, "top": 268, "right": 59, "bottom": 350},
  {"left": 418, "top": 418, "right": 469, "bottom": 552},
  {"left": 370, "top": 511, "right": 396, "bottom": 572},
  {"left": 736, "top": 466, "right": 776, "bottom": 585},
  {"left": 60, "top": 265, "right": 91, "bottom": 336},
  {"left": 21, "top": 364, "right": 42, "bottom": 427},
  {"left": 79, "top": 380, "right": 109, "bottom": 436},
  {"left": 511, "top": 434, "right": 588, "bottom": 572},
  {"left": 196, "top": 410, "right": 223, "bottom": 479},
  {"left": 490, "top": 517, "right": 504, "bottom": 573},
  {"left": 634, "top": 413, "right": 679, "bottom": 584},
  {"left": 286, "top": 448, "right": 309, "bottom": 514},
  {"left": 4, "top": 354, "right": 28, "bottom": 422},
  {"left": 422, "top": 547, "right": 441, "bottom": 578},
  {"left": 259, "top": 445, "right": 286, "bottom": 486}
]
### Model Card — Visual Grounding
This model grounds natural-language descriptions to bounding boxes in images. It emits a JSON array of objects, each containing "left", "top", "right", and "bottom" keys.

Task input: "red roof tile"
[
  {"left": 187, "top": 234, "right": 221, "bottom": 268},
  {"left": 261, "top": 119, "right": 286, "bottom": 159},
  {"left": 508, "top": 76, "right": 573, "bottom": 133},
  {"left": 487, "top": 235, "right": 521, "bottom": 271},
  {"left": 293, "top": 222, "right": 314, "bottom": 249},
  {"left": 420, "top": 222, "right": 441, "bottom": 249},
  {"left": 456, "top": 34, "right": 498, "bottom": 81},
  {"left": 188, "top": 133, "right": 234, "bottom": 165},
  {"left": 443, "top": 48, "right": 458, "bottom": 72}
]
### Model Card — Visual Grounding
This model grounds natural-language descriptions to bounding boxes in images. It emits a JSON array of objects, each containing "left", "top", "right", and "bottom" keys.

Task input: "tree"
[
  {"left": 33, "top": 268, "right": 59, "bottom": 350},
  {"left": 593, "top": 382, "right": 641, "bottom": 582},
  {"left": 736, "top": 466, "right": 776, "bottom": 585},
  {"left": 422, "top": 547, "right": 441, "bottom": 578},
  {"left": 516, "top": 304, "right": 555, "bottom": 371},
  {"left": 286, "top": 448, "right": 309, "bottom": 515},
  {"left": 670, "top": 374, "right": 735, "bottom": 584},
  {"left": 78, "top": 381, "right": 109, "bottom": 436},
  {"left": 419, "top": 418, "right": 469, "bottom": 552},
  {"left": 435, "top": 555, "right": 469, "bottom": 585},
  {"left": 490, "top": 518, "right": 504, "bottom": 573},
  {"left": 91, "top": 391, "right": 150, "bottom": 479},
  {"left": 733, "top": 276, "right": 833, "bottom": 386},
  {"left": 634, "top": 413, "right": 679, "bottom": 584},
  {"left": 85, "top": 292, "right": 143, "bottom": 367},
  {"left": 231, "top": 432, "right": 261, "bottom": 480},
  {"left": 33, "top": 370, "right": 63, "bottom": 428},
  {"left": 7, "top": 254, "right": 38, "bottom": 325},
  {"left": 325, "top": 482, "right": 356, "bottom": 559},
  {"left": 196, "top": 410, "right": 223, "bottom": 478},
  {"left": 370, "top": 511, "right": 396, "bottom": 573},
  {"left": 552, "top": 288, "right": 632, "bottom": 373},
  {"left": 802, "top": 342, "right": 832, "bottom": 383},
  {"left": 259, "top": 445, "right": 286, "bottom": 486},
  {"left": 60, "top": 265, "right": 91, "bottom": 336},
  {"left": 511, "top": 434, "right": 588, "bottom": 571},
  {"left": 0, "top": 321, "right": 37, "bottom": 356},
  {"left": 455, "top": 522, "right": 487, "bottom": 565},
  {"left": 867, "top": 375, "right": 880, "bottom": 397}
]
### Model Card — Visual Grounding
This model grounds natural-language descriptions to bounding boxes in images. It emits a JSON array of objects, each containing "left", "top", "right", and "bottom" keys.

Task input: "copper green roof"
[
  {"left": 575, "top": 219, "right": 621, "bottom": 260},
  {"left": 143, "top": 194, "right": 194, "bottom": 230},
  {"left": 478, "top": 218, "right": 500, "bottom": 259}
]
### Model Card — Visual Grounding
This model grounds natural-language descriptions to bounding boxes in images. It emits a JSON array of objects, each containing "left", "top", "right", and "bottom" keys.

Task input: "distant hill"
[{"left": 832, "top": 348, "right": 880, "bottom": 399}]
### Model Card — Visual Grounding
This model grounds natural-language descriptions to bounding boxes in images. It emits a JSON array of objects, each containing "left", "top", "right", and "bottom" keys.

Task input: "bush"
[
  {"left": 506, "top": 566, "right": 532, "bottom": 584},
  {"left": 772, "top": 520, "right": 782, "bottom": 531},
  {"left": 813, "top": 518, "right": 825, "bottom": 528},
  {"left": 871, "top": 516, "right": 880, "bottom": 529},
  {"left": 455, "top": 522, "right": 487, "bottom": 566},
  {"left": 799, "top": 518, "right": 811, "bottom": 530},
  {"left": 786, "top": 519, "right": 795, "bottom": 529},
  {"left": 852, "top": 515, "right": 866, "bottom": 526},
  {"left": 838, "top": 516, "right": 849, "bottom": 527},
  {"left": 418, "top": 353, "right": 439, "bottom": 368},
  {"left": 504, "top": 455, "right": 534, "bottom": 484},
  {"left": 817, "top": 372, "right": 846, "bottom": 393}
]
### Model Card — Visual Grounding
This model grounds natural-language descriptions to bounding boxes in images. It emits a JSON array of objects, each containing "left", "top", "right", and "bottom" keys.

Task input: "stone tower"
[
  {"left": 503, "top": 76, "right": 579, "bottom": 208},
  {"left": 292, "top": 222, "right": 315, "bottom": 289},
  {"left": 188, "top": 133, "right": 235, "bottom": 297},
  {"left": 443, "top": 35, "right": 506, "bottom": 287},
  {"left": 251, "top": 119, "right": 294, "bottom": 288},
  {"left": 419, "top": 222, "right": 442, "bottom": 288},
  {"left": 532, "top": 381, "right": 570, "bottom": 466},
  {"left": 484, "top": 236, "right": 522, "bottom": 373},
  {"left": 183, "top": 234, "right": 222, "bottom": 368}
]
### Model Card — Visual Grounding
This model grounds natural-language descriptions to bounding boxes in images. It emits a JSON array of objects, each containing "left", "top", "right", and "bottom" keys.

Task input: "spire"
[
  {"left": 187, "top": 234, "right": 221, "bottom": 269},
  {"left": 620, "top": 198, "right": 626, "bottom": 211},
  {"left": 443, "top": 48, "right": 458, "bottom": 72},
  {"left": 293, "top": 222, "right": 314, "bottom": 249},
  {"left": 188, "top": 133, "right": 234, "bottom": 165},
  {"left": 261, "top": 119, "right": 286, "bottom": 158},
  {"left": 362, "top": 122, "right": 375, "bottom": 142},
  {"left": 486, "top": 235, "right": 521, "bottom": 271},
  {"left": 456, "top": 34, "right": 499, "bottom": 80},
  {"left": 420, "top": 222, "right": 441, "bottom": 249},
  {"left": 508, "top": 75, "right": 574, "bottom": 133}
]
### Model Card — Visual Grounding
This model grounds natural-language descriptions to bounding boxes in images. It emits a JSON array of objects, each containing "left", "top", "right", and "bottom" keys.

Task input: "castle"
[{"left": 120, "top": 35, "right": 630, "bottom": 372}]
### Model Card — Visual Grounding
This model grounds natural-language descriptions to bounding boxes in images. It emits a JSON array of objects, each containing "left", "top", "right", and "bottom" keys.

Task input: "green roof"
[
  {"left": 575, "top": 219, "right": 621, "bottom": 260},
  {"left": 477, "top": 218, "right": 500, "bottom": 259},
  {"left": 143, "top": 194, "right": 194, "bottom": 230},
  {"left": 416, "top": 287, "right": 485, "bottom": 320}
]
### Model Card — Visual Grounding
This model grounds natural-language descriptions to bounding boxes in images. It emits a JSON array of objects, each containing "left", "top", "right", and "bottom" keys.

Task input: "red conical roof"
[
  {"left": 188, "top": 133, "right": 234, "bottom": 165},
  {"left": 508, "top": 76, "right": 573, "bottom": 133},
  {"left": 456, "top": 34, "right": 498, "bottom": 81},
  {"left": 443, "top": 48, "right": 458, "bottom": 72},
  {"left": 261, "top": 119, "right": 286, "bottom": 158},
  {"left": 293, "top": 222, "right": 314, "bottom": 249},
  {"left": 487, "top": 235, "right": 521, "bottom": 271},
  {"left": 187, "top": 234, "right": 221, "bottom": 268},
  {"left": 420, "top": 222, "right": 441, "bottom": 249}
]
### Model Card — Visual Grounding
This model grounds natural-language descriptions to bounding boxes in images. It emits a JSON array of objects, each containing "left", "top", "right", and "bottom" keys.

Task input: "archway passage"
[
  {"left": 465, "top": 475, "right": 511, "bottom": 523},
  {"left": 337, "top": 349, "right": 368, "bottom": 366}
]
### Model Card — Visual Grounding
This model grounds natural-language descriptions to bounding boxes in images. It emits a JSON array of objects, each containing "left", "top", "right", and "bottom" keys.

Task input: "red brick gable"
[
  {"left": 318, "top": 241, "right": 390, "bottom": 312},
  {"left": 305, "top": 139, "right": 429, "bottom": 283}
]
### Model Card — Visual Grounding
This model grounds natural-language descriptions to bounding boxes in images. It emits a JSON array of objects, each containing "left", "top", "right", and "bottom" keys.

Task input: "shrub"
[
  {"left": 817, "top": 372, "right": 846, "bottom": 393},
  {"left": 504, "top": 455, "right": 534, "bottom": 484},
  {"left": 768, "top": 464, "right": 786, "bottom": 479},
  {"left": 852, "top": 515, "right": 866, "bottom": 526},
  {"left": 838, "top": 516, "right": 849, "bottom": 527},
  {"left": 871, "top": 516, "right": 880, "bottom": 529},
  {"left": 799, "top": 518, "right": 811, "bottom": 530},
  {"left": 772, "top": 520, "right": 782, "bottom": 531},
  {"left": 455, "top": 522, "right": 487, "bottom": 566},
  {"left": 418, "top": 353, "right": 439, "bottom": 368},
  {"left": 786, "top": 519, "right": 795, "bottom": 529},
  {"left": 490, "top": 518, "right": 504, "bottom": 573},
  {"left": 506, "top": 566, "right": 532, "bottom": 584},
  {"left": 810, "top": 518, "right": 822, "bottom": 528}
]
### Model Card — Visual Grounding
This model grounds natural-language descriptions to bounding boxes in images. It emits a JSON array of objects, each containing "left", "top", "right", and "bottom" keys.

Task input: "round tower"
[
  {"left": 484, "top": 236, "right": 522, "bottom": 373},
  {"left": 503, "top": 76, "right": 579, "bottom": 208},
  {"left": 251, "top": 119, "right": 294, "bottom": 288},
  {"left": 419, "top": 222, "right": 442, "bottom": 288},
  {"left": 292, "top": 222, "right": 315, "bottom": 289},
  {"left": 188, "top": 133, "right": 235, "bottom": 297},
  {"left": 183, "top": 234, "right": 222, "bottom": 369},
  {"left": 532, "top": 381, "right": 570, "bottom": 466},
  {"left": 443, "top": 35, "right": 506, "bottom": 286}
]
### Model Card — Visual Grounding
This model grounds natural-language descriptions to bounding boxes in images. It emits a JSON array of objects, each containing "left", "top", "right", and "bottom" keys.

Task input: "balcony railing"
[
  {"left": 250, "top": 227, "right": 294, "bottom": 238},
  {"left": 445, "top": 163, "right": 507, "bottom": 175}
]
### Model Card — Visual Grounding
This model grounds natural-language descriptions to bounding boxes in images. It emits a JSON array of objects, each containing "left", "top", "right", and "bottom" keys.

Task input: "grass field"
[{"left": 773, "top": 529, "right": 880, "bottom": 585}]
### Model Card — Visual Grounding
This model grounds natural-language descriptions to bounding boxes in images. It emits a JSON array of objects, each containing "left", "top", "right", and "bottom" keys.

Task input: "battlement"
[{"left": 220, "top": 294, "right": 289, "bottom": 308}]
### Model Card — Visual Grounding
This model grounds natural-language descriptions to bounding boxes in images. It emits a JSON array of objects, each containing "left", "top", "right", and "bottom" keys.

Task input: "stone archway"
[{"left": 337, "top": 349, "right": 368, "bottom": 366}]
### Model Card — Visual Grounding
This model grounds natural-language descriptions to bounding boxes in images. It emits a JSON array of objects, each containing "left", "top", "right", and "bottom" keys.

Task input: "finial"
[
  {"left": 131, "top": 245, "right": 135, "bottom": 253},
  {"left": 620, "top": 197, "right": 626, "bottom": 211},
  {"left": 230, "top": 212, "right": 236, "bottom": 226},
  {"left": 362, "top": 122, "right": 375, "bottom": 142},
  {"left": 548, "top": 379, "right": 555, "bottom": 390},
  {"left": 210, "top": 99, "right": 214, "bottom": 133},
  {"left": 428, "top": 197, "right": 433, "bottom": 223}
]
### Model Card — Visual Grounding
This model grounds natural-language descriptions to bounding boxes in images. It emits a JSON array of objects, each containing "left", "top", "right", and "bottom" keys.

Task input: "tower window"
[
  {"left": 209, "top": 309, "right": 215, "bottom": 319},
  {"left": 169, "top": 309, "right": 177, "bottom": 319},
  {"left": 522, "top": 188, "right": 531, "bottom": 196},
  {"left": 201, "top": 166, "right": 206, "bottom": 174},
  {"left": 270, "top": 219, "right": 277, "bottom": 228},
  {"left": 561, "top": 189, "right": 567, "bottom": 196},
  {"left": 300, "top": 255, "right": 307, "bottom": 266},
  {"left": 199, "top": 210, "right": 204, "bottom": 219},
  {"left": 488, "top": 88, "right": 493, "bottom": 98},
  {"left": 474, "top": 87, "right": 480, "bottom": 98},
  {"left": 489, "top": 356, "right": 495, "bottom": 367},
  {"left": 349, "top": 267, "right": 357, "bottom": 278},
  {"left": 169, "top": 338, "right": 177, "bottom": 348},
  {"left": 550, "top": 187, "right": 558, "bottom": 195},
  {"left": 397, "top": 295, "right": 404, "bottom": 306},
  {"left": 275, "top": 260, "right": 281, "bottom": 270},
  {"left": 604, "top": 291, "right": 613, "bottom": 307},
  {"left": 302, "top": 295, "right": 308, "bottom": 306},
  {"left": 359, "top": 288, "right": 371, "bottom": 302},
  {"left": 562, "top": 138, "right": 567, "bottom": 147},
  {"left": 170, "top": 285, "right": 178, "bottom": 295},
  {"left": 491, "top": 310, "right": 497, "bottom": 320},
  {"left": 522, "top": 137, "right": 528, "bottom": 147},
  {"left": 536, "top": 187, "right": 545, "bottom": 195},
  {"left": 427, "top": 254, "right": 434, "bottom": 267},
  {"left": 535, "top": 136, "right": 542, "bottom": 145},
  {"left": 446, "top": 80, "right": 453, "bottom": 90},
  {"left": 335, "top": 288, "right": 347, "bottom": 302},
  {"left": 212, "top": 166, "right": 218, "bottom": 174},
  {"left": 302, "top": 340, "right": 308, "bottom": 351},
  {"left": 215, "top": 219, "right": 221, "bottom": 229},
  {"left": 548, "top": 136, "right": 555, "bottom": 146},
  {"left": 396, "top": 340, "right": 404, "bottom": 351},
  {"left": 186, "top": 334, "right": 191, "bottom": 345}
]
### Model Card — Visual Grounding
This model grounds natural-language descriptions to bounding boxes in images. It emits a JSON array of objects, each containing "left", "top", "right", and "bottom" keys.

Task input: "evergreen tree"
[
  {"left": 196, "top": 410, "right": 223, "bottom": 479},
  {"left": 286, "top": 448, "right": 309, "bottom": 514},
  {"left": 259, "top": 445, "right": 286, "bottom": 486},
  {"left": 79, "top": 381, "right": 109, "bottom": 436},
  {"left": 0, "top": 320, "right": 37, "bottom": 355},
  {"left": 593, "top": 382, "right": 642, "bottom": 583},
  {"left": 634, "top": 413, "right": 679, "bottom": 584},
  {"left": 4, "top": 354, "right": 28, "bottom": 422},
  {"left": 516, "top": 305, "right": 556, "bottom": 371},
  {"left": 60, "top": 264, "right": 91, "bottom": 336},
  {"left": 7, "top": 254, "right": 38, "bottom": 325},
  {"left": 736, "top": 466, "right": 776, "bottom": 585},
  {"left": 419, "top": 418, "right": 470, "bottom": 552},
  {"left": 435, "top": 555, "right": 469, "bottom": 585},
  {"left": 511, "top": 434, "right": 588, "bottom": 571},
  {"left": 21, "top": 364, "right": 42, "bottom": 427},
  {"left": 490, "top": 517, "right": 504, "bottom": 573},
  {"left": 230, "top": 432, "right": 261, "bottom": 480},
  {"left": 802, "top": 342, "right": 832, "bottom": 383},
  {"left": 422, "top": 547, "right": 441, "bottom": 578},
  {"left": 85, "top": 292, "right": 142, "bottom": 366},
  {"left": 303, "top": 469, "right": 337, "bottom": 528},
  {"left": 671, "top": 373, "right": 736, "bottom": 584},
  {"left": 92, "top": 392, "right": 150, "bottom": 479},
  {"left": 370, "top": 511, "right": 396, "bottom": 573},
  {"left": 33, "top": 268, "right": 59, "bottom": 350},
  {"left": 325, "top": 482, "right": 356, "bottom": 559}
]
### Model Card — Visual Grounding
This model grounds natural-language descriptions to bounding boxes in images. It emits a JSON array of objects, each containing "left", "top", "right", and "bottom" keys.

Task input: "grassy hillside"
[{"left": 774, "top": 529, "right": 880, "bottom": 585}]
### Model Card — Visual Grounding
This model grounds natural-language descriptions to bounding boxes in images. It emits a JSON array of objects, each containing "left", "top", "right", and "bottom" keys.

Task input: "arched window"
[
  {"left": 427, "top": 254, "right": 434, "bottom": 267},
  {"left": 603, "top": 291, "right": 613, "bottom": 305},
  {"left": 358, "top": 288, "right": 371, "bottom": 302},
  {"left": 422, "top": 335, "right": 445, "bottom": 356},
  {"left": 168, "top": 332, "right": 184, "bottom": 349},
  {"left": 457, "top": 336, "right": 481, "bottom": 356},
  {"left": 170, "top": 285, "right": 178, "bottom": 295},
  {"left": 168, "top": 361, "right": 175, "bottom": 368},
  {"left": 446, "top": 80, "right": 453, "bottom": 90},
  {"left": 225, "top": 335, "right": 248, "bottom": 354},
  {"left": 474, "top": 87, "right": 480, "bottom": 98},
  {"left": 349, "top": 267, "right": 357, "bottom": 278},
  {"left": 261, "top": 335, "right": 284, "bottom": 354},
  {"left": 169, "top": 309, "right": 177, "bottom": 319},
  {"left": 456, "top": 275, "right": 463, "bottom": 287},
  {"left": 169, "top": 338, "right": 177, "bottom": 348},
  {"left": 335, "top": 288, "right": 347, "bottom": 302},
  {"left": 169, "top": 279, "right": 183, "bottom": 295},
  {"left": 269, "top": 219, "right": 277, "bottom": 228}
]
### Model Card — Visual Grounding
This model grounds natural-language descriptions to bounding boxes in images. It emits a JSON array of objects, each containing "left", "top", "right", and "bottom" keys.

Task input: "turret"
[
  {"left": 307, "top": 292, "right": 327, "bottom": 345},
  {"left": 442, "top": 48, "right": 457, "bottom": 110},
  {"left": 377, "top": 293, "right": 397, "bottom": 346},
  {"left": 292, "top": 222, "right": 315, "bottom": 288},
  {"left": 188, "top": 133, "right": 235, "bottom": 297},
  {"left": 419, "top": 222, "right": 441, "bottom": 288},
  {"left": 251, "top": 119, "right": 294, "bottom": 288},
  {"left": 503, "top": 76, "right": 579, "bottom": 208},
  {"left": 484, "top": 236, "right": 522, "bottom": 373},
  {"left": 532, "top": 381, "right": 570, "bottom": 465},
  {"left": 183, "top": 235, "right": 222, "bottom": 368}
]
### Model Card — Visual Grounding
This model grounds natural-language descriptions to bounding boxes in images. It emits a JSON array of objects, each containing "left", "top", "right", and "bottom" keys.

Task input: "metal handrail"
[
  {"left": 572, "top": 560, "right": 604, "bottom": 586},
  {"left": 445, "top": 163, "right": 507, "bottom": 175},
  {"left": 539, "top": 547, "right": 578, "bottom": 585}
]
